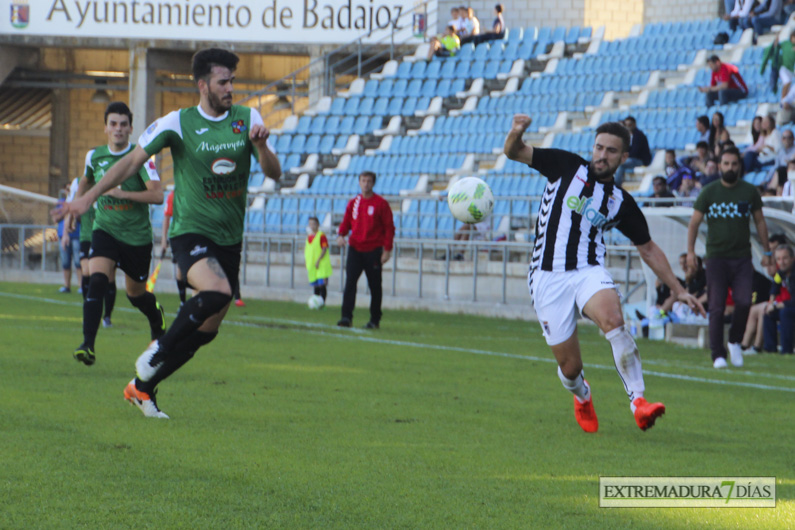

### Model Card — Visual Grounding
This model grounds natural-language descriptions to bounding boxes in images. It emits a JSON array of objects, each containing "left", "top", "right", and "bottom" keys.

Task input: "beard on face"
[
  {"left": 721, "top": 170, "right": 740, "bottom": 184},
  {"left": 590, "top": 160, "right": 616, "bottom": 180},
  {"left": 208, "top": 90, "right": 232, "bottom": 114}
]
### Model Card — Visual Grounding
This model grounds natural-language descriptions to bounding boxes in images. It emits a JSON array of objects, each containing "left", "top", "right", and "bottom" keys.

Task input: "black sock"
[
  {"left": 83, "top": 273, "right": 109, "bottom": 350},
  {"left": 127, "top": 291, "right": 164, "bottom": 339},
  {"left": 314, "top": 286, "right": 322, "bottom": 296},
  {"left": 81, "top": 275, "right": 90, "bottom": 301},
  {"left": 176, "top": 279, "right": 187, "bottom": 304},
  {"left": 157, "top": 291, "right": 231, "bottom": 352},
  {"left": 319, "top": 285, "right": 327, "bottom": 301},
  {"left": 104, "top": 281, "right": 116, "bottom": 319},
  {"left": 137, "top": 330, "right": 218, "bottom": 393}
]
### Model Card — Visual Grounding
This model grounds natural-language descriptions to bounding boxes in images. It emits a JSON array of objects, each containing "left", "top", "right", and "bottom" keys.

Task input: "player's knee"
[
  {"left": 191, "top": 291, "right": 232, "bottom": 321},
  {"left": 558, "top": 358, "right": 583, "bottom": 379},
  {"left": 87, "top": 272, "right": 109, "bottom": 297}
]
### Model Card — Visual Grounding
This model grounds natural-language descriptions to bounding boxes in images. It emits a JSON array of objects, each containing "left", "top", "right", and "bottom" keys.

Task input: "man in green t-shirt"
[
  {"left": 70, "top": 102, "right": 166, "bottom": 367},
  {"left": 687, "top": 146, "right": 770, "bottom": 370},
  {"left": 56, "top": 49, "right": 281, "bottom": 418}
]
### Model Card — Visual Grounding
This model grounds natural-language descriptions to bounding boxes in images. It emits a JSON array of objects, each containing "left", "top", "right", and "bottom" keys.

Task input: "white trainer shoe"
[
  {"left": 136, "top": 340, "right": 164, "bottom": 382},
  {"left": 123, "top": 379, "right": 169, "bottom": 419},
  {"left": 728, "top": 342, "right": 744, "bottom": 367},
  {"left": 713, "top": 357, "right": 728, "bottom": 369}
]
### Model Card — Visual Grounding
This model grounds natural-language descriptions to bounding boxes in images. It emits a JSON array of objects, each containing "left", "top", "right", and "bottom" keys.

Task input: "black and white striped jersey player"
[{"left": 504, "top": 114, "right": 705, "bottom": 433}]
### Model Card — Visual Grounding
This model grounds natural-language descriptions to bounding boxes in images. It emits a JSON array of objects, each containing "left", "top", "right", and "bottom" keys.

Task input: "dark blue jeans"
[
  {"left": 706, "top": 88, "right": 746, "bottom": 107},
  {"left": 763, "top": 305, "right": 795, "bottom": 353}
]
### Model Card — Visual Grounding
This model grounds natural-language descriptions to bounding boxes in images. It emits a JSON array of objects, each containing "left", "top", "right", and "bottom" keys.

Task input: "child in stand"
[{"left": 305, "top": 216, "right": 332, "bottom": 303}]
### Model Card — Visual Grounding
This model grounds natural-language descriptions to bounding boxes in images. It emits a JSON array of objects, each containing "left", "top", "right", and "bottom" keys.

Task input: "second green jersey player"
[{"left": 72, "top": 102, "right": 167, "bottom": 367}]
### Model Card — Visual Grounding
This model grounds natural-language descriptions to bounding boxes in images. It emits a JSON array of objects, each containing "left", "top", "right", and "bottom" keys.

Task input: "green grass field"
[{"left": 1, "top": 281, "right": 793, "bottom": 528}]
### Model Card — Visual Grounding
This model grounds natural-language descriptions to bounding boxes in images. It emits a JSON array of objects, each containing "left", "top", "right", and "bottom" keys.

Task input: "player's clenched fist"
[{"left": 510, "top": 114, "right": 532, "bottom": 134}]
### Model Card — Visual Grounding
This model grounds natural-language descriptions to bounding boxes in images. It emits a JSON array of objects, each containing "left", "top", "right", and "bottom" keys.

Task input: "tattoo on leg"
[{"left": 206, "top": 257, "right": 228, "bottom": 280}]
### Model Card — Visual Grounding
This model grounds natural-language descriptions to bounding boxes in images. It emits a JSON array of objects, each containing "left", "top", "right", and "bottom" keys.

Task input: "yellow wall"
[
  {"left": 584, "top": 0, "right": 644, "bottom": 40},
  {"left": 0, "top": 134, "right": 50, "bottom": 194}
]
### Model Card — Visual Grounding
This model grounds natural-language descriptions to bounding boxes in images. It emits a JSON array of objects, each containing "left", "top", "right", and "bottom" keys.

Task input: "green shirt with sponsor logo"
[
  {"left": 85, "top": 144, "right": 159, "bottom": 246},
  {"left": 137, "top": 105, "right": 265, "bottom": 246},
  {"left": 692, "top": 179, "right": 762, "bottom": 259}
]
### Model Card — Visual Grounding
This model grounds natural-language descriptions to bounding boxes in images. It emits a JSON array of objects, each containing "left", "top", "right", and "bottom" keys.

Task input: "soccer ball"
[
  {"left": 447, "top": 177, "right": 494, "bottom": 224},
  {"left": 307, "top": 294, "right": 325, "bottom": 310}
]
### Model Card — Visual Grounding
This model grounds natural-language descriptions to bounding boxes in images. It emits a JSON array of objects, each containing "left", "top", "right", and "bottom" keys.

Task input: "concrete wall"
[{"left": 643, "top": 0, "right": 719, "bottom": 25}]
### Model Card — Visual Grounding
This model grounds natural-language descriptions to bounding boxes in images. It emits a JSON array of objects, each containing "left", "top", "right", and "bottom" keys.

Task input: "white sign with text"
[{"left": 0, "top": 0, "right": 436, "bottom": 44}]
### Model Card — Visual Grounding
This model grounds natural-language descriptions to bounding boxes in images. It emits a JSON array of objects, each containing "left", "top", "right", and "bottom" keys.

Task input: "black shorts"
[
  {"left": 79, "top": 241, "right": 92, "bottom": 261},
  {"left": 90, "top": 229, "right": 152, "bottom": 283},
  {"left": 170, "top": 233, "right": 241, "bottom": 295}
]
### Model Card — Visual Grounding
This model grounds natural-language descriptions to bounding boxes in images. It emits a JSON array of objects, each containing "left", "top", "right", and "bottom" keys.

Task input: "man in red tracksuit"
[{"left": 337, "top": 171, "right": 395, "bottom": 329}]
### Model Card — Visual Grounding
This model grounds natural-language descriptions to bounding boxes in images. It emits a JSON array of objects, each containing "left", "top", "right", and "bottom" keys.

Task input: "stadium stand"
[{"left": 215, "top": 16, "right": 795, "bottom": 240}]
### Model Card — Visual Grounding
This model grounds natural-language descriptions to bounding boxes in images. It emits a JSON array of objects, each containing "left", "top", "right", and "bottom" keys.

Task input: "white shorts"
[
  {"left": 528, "top": 265, "right": 618, "bottom": 346},
  {"left": 781, "top": 67, "right": 795, "bottom": 105}
]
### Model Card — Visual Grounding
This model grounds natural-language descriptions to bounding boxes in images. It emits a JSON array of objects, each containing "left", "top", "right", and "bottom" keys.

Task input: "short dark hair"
[
  {"left": 719, "top": 146, "right": 743, "bottom": 174},
  {"left": 192, "top": 48, "right": 239, "bottom": 83},
  {"left": 104, "top": 101, "right": 132, "bottom": 126},
  {"left": 459, "top": 5, "right": 467, "bottom": 10},
  {"left": 595, "top": 121, "right": 630, "bottom": 153},
  {"left": 495, "top": 3, "right": 503, "bottom": 13},
  {"left": 624, "top": 115, "right": 636, "bottom": 124},
  {"left": 308, "top": 216, "right": 319, "bottom": 224},
  {"left": 665, "top": 149, "right": 676, "bottom": 156},
  {"left": 770, "top": 233, "right": 788, "bottom": 245},
  {"left": 697, "top": 115, "right": 709, "bottom": 129},
  {"left": 652, "top": 176, "right": 666, "bottom": 185},
  {"left": 360, "top": 171, "right": 377, "bottom": 184},
  {"left": 707, "top": 54, "right": 721, "bottom": 64},
  {"left": 696, "top": 140, "right": 709, "bottom": 150},
  {"left": 447, "top": 25, "right": 457, "bottom": 34},
  {"left": 776, "top": 244, "right": 794, "bottom": 257}
]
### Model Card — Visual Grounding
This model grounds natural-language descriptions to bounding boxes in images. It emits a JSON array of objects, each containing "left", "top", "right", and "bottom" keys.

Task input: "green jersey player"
[
  {"left": 71, "top": 102, "right": 166, "bottom": 366},
  {"left": 57, "top": 49, "right": 281, "bottom": 418}
]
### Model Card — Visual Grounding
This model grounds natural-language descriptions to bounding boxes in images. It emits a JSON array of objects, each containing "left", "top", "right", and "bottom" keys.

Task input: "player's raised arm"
[
  {"left": 54, "top": 146, "right": 151, "bottom": 220},
  {"left": 503, "top": 114, "right": 534, "bottom": 165}
]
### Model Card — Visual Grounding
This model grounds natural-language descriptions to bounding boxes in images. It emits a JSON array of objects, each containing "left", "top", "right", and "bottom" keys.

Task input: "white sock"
[
  {"left": 557, "top": 366, "right": 591, "bottom": 403},
  {"left": 605, "top": 327, "right": 645, "bottom": 410}
]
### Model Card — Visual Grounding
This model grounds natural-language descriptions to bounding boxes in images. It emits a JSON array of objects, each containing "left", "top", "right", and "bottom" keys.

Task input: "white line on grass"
[{"left": 4, "top": 290, "right": 794, "bottom": 393}]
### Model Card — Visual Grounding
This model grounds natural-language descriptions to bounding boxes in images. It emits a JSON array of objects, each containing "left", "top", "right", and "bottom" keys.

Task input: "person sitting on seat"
[
  {"left": 427, "top": 25, "right": 461, "bottom": 60},
  {"left": 699, "top": 55, "right": 749, "bottom": 107}
]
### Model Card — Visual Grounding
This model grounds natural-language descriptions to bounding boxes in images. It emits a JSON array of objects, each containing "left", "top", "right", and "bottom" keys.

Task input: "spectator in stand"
[
  {"left": 763, "top": 244, "right": 795, "bottom": 354},
  {"left": 614, "top": 116, "right": 651, "bottom": 186},
  {"left": 766, "top": 127, "right": 795, "bottom": 192},
  {"left": 465, "top": 7, "right": 480, "bottom": 37},
  {"left": 337, "top": 171, "right": 395, "bottom": 330},
  {"left": 427, "top": 25, "right": 461, "bottom": 60},
  {"left": 709, "top": 111, "right": 728, "bottom": 157},
  {"left": 457, "top": 6, "right": 472, "bottom": 38},
  {"left": 676, "top": 174, "right": 701, "bottom": 204},
  {"left": 724, "top": 0, "right": 755, "bottom": 31},
  {"left": 696, "top": 115, "right": 711, "bottom": 144},
  {"left": 447, "top": 7, "right": 463, "bottom": 33},
  {"left": 741, "top": 234, "right": 788, "bottom": 353},
  {"left": 664, "top": 149, "right": 694, "bottom": 191},
  {"left": 751, "top": 115, "right": 763, "bottom": 145},
  {"left": 685, "top": 141, "right": 712, "bottom": 176},
  {"left": 651, "top": 176, "right": 676, "bottom": 206},
  {"left": 744, "top": 0, "right": 784, "bottom": 38},
  {"left": 462, "top": 4, "right": 505, "bottom": 45},
  {"left": 781, "top": 158, "right": 795, "bottom": 199},
  {"left": 743, "top": 115, "right": 781, "bottom": 172},
  {"left": 700, "top": 158, "right": 722, "bottom": 187},
  {"left": 761, "top": 31, "right": 795, "bottom": 109},
  {"left": 700, "top": 55, "right": 748, "bottom": 107},
  {"left": 687, "top": 146, "right": 771, "bottom": 369}
]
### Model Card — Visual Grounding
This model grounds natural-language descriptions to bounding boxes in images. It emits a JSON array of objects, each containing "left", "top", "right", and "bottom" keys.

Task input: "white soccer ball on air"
[
  {"left": 447, "top": 177, "right": 494, "bottom": 224},
  {"left": 307, "top": 294, "right": 325, "bottom": 310}
]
